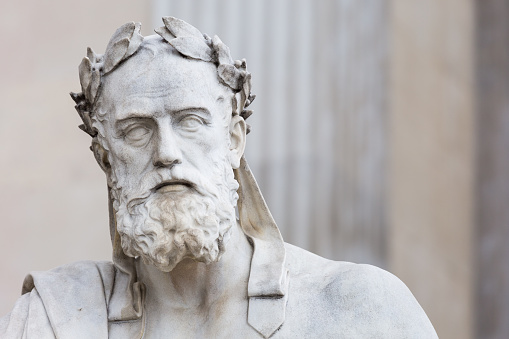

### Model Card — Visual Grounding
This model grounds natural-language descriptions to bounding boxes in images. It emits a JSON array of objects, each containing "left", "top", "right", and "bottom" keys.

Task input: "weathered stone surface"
[{"left": 0, "top": 17, "right": 437, "bottom": 338}]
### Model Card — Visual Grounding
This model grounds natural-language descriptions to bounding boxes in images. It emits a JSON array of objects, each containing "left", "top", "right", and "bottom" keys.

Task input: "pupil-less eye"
[
  {"left": 126, "top": 126, "right": 149, "bottom": 141},
  {"left": 180, "top": 116, "right": 203, "bottom": 129}
]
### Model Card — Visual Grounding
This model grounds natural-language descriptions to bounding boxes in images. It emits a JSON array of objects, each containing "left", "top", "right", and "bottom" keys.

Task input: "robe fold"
[
  {"left": 0, "top": 261, "right": 134, "bottom": 339},
  {"left": 0, "top": 244, "right": 438, "bottom": 339}
]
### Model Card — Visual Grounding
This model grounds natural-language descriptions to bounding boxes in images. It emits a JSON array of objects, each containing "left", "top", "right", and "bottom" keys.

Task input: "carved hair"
[{"left": 70, "top": 17, "right": 255, "bottom": 138}]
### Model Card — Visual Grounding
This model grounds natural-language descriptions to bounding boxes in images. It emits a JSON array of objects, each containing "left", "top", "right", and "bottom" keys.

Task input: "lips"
[{"left": 153, "top": 180, "right": 193, "bottom": 193}]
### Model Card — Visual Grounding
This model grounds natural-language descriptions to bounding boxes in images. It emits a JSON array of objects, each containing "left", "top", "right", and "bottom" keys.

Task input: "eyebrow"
[
  {"left": 116, "top": 106, "right": 212, "bottom": 122},
  {"left": 173, "top": 107, "right": 211, "bottom": 119}
]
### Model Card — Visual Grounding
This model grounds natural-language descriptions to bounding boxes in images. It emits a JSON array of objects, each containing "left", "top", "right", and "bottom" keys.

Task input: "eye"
[
  {"left": 124, "top": 125, "right": 152, "bottom": 146},
  {"left": 179, "top": 115, "right": 205, "bottom": 131}
]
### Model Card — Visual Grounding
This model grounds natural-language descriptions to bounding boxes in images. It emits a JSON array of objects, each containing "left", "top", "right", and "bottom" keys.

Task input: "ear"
[
  {"left": 91, "top": 139, "right": 112, "bottom": 176},
  {"left": 229, "top": 114, "right": 246, "bottom": 169}
]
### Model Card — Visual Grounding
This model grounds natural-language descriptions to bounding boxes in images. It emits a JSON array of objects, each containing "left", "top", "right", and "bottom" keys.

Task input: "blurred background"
[{"left": 0, "top": 1, "right": 507, "bottom": 338}]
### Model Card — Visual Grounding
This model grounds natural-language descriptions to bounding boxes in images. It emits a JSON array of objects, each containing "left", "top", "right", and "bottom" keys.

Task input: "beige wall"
[
  {"left": 389, "top": 1, "right": 475, "bottom": 338},
  {"left": 0, "top": 2, "right": 494, "bottom": 339},
  {"left": 0, "top": 0, "right": 150, "bottom": 316}
]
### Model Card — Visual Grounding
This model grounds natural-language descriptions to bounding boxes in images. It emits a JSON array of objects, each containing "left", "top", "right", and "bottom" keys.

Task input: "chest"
[{"left": 141, "top": 299, "right": 262, "bottom": 339}]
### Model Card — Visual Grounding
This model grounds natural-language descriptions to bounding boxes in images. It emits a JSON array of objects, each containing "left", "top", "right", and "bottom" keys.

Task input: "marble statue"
[{"left": 0, "top": 17, "right": 437, "bottom": 338}]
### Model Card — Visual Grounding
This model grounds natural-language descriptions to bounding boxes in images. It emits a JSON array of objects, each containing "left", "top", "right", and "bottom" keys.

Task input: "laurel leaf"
[
  {"left": 240, "top": 59, "right": 247, "bottom": 70},
  {"left": 125, "top": 22, "right": 143, "bottom": 58},
  {"left": 241, "top": 110, "right": 253, "bottom": 120},
  {"left": 105, "top": 22, "right": 136, "bottom": 53},
  {"left": 243, "top": 73, "right": 252, "bottom": 104},
  {"left": 169, "top": 36, "right": 213, "bottom": 62},
  {"left": 154, "top": 26, "right": 175, "bottom": 43},
  {"left": 203, "top": 33, "right": 212, "bottom": 44},
  {"left": 103, "top": 37, "right": 130, "bottom": 74},
  {"left": 212, "top": 35, "right": 233, "bottom": 65},
  {"left": 86, "top": 47, "right": 97, "bottom": 63},
  {"left": 69, "top": 92, "right": 83, "bottom": 104},
  {"left": 219, "top": 64, "right": 244, "bottom": 90},
  {"left": 78, "top": 57, "right": 92, "bottom": 94},
  {"left": 239, "top": 85, "right": 247, "bottom": 111},
  {"left": 88, "top": 69, "right": 101, "bottom": 102},
  {"left": 162, "top": 16, "right": 203, "bottom": 39},
  {"left": 245, "top": 94, "right": 256, "bottom": 108}
]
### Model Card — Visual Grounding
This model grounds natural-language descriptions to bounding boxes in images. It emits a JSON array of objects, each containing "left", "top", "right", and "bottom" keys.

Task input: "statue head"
[{"left": 71, "top": 18, "right": 256, "bottom": 272}]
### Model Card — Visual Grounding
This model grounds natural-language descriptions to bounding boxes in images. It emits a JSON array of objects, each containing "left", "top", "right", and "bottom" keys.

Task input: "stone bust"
[{"left": 0, "top": 17, "right": 437, "bottom": 338}]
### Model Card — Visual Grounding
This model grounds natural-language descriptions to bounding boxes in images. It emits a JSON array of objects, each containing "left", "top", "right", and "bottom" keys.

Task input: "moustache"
[{"left": 124, "top": 167, "right": 218, "bottom": 213}]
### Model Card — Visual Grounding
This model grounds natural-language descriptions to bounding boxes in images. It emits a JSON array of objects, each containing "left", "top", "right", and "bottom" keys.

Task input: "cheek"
[
  {"left": 182, "top": 129, "right": 230, "bottom": 168},
  {"left": 108, "top": 138, "right": 154, "bottom": 176},
  {"left": 201, "top": 125, "right": 230, "bottom": 155}
]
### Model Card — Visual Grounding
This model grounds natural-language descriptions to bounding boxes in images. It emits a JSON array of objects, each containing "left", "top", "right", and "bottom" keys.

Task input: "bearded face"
[
  {"left": 92, "top": 39, "right": 246, "bottom": 272},
  {"left": 111, "top": 157, "right": 239, "bottom": 272}
]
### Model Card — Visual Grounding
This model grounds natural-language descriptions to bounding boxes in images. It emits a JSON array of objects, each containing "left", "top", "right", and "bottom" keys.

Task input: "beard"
[{"left": 109, "top": 159, "right": 239, "bottom": 272}]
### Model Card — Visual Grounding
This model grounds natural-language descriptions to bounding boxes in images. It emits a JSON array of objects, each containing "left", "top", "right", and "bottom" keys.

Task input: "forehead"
[{"left": 98, "top": 38, "right": 230, "bottom": 118}]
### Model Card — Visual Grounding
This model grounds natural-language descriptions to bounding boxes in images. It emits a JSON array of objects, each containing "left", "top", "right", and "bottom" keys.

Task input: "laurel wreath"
[{"left": 71, "top": 17, "right": 255, "bottom": 137}]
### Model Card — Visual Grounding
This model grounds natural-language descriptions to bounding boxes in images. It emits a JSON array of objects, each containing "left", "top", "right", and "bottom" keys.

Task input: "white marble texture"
[{"left": 0, "top": 17, "right": 437, "bottom": 338}]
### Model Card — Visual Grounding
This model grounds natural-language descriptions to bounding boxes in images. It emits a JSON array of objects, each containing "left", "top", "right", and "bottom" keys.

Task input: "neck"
[{"left": 136, "top": 221, "right": 253, "bottom": 309}]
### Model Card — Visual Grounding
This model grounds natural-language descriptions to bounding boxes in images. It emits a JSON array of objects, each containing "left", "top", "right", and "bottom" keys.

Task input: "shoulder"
[
  {"left": 1, "top": 260, "right": 116, "bottom": 338},
  {"left": 283, "top": 243, "right": 438, "bottom": 338},
  {"left": 2, "top": 260, "right": 115, "bottom": 338},
  {"left": 21, "top": 260, "right": 116, "bottom": 307},
  {"left": 0, "top": 292, "right": 31, "bottom": 338},
  {"left": 22, "top": 260, "right": 115, "bottom": 294},
  {"left": 22, "top": 260, "right": 116, "bottom": 319}
]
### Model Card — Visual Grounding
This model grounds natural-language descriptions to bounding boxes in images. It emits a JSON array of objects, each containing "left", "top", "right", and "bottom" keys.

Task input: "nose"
[{"left": 153, "top": 125, "right": 183, "bottom": 168}]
